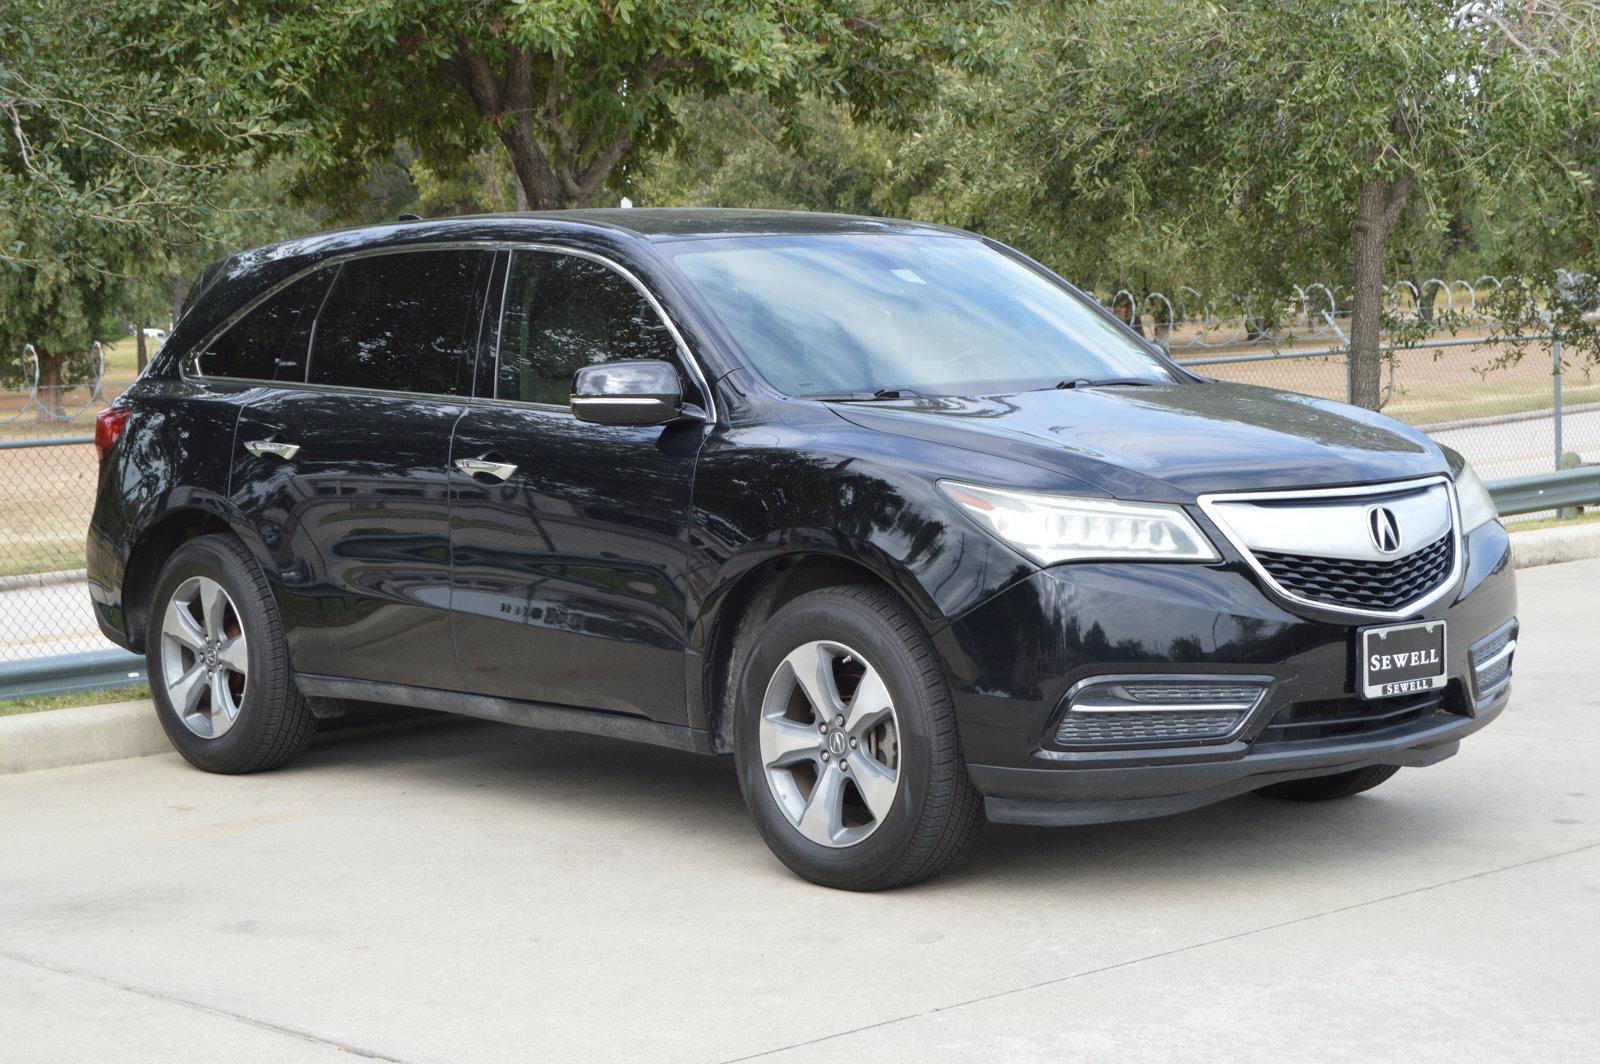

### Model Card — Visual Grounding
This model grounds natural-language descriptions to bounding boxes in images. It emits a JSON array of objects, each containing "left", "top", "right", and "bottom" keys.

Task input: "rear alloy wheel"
[
  {"left": 734, "top": 585, "right": 983, "bottom": 890},
  {"left": 159, "top": 575, "right": 249, "bottom": 740},
  {"left": 146, "top": 534, "right": 316, "bottom": 773}
]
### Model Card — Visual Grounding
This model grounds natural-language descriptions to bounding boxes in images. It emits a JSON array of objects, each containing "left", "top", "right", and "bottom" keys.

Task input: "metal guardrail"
[
  {"left": 0, "top": 648, "right": 147, "bottom": 700},
  {"left": 1487, "top": 465, "right": 1600, "bottom": 516}
]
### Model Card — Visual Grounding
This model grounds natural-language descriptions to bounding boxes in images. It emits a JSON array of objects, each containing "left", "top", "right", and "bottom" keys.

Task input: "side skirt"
[{"left": 294, "top": 674, "right": 716, "bottom": 755}]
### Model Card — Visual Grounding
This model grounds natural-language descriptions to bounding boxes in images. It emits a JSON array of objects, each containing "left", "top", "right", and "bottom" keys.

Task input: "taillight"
[{"left": 94, "top": 406, "right": 133, "bottom": 461}]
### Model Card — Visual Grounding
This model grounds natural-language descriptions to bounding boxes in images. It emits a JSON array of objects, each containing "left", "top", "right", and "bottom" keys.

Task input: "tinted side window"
[
  {"left": 498, "top": 251, "right": 684, "bottom": 405},
  {"left": 308, "top": 250, "right": 489, "bottom": 395},
  {"left": 195, "top": 269, "right": 333, "bottom": 381}
]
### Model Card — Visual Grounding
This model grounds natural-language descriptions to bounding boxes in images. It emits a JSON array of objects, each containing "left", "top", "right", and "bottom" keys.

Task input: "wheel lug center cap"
[{"left": 827, "top": 730, "right": 847, "bottom": 756}]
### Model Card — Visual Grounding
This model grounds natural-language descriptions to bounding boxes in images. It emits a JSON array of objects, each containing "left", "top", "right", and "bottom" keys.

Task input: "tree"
[
  {"left": 113, "top": 1, "right": 985, "bottom": 214},
  {"left": 962, "top": 1, "right": 1600, "bottom": 408},
  {"left": 1, "top": 0, "right": 276, "bottom": 416},
  {"left": 633, "top": 92, "right": 919, "bottom": 215}
]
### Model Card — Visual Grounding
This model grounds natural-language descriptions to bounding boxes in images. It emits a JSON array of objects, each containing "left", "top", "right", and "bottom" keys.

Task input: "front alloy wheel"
[
  {"left": 759, "top": 640, "right": 902, "bottom": 848},
  {"left": 734, "top": 585, "right": 983, "bottom": 890}
]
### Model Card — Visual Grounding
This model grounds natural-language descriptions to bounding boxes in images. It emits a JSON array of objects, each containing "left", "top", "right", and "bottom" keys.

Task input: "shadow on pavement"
[{"left": 287, "top": 712, "right": 1475, "bottom": 894}]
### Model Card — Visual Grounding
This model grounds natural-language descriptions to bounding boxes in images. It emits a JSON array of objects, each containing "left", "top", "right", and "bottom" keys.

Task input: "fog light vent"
[
  {"left": 1469, "top": 621, "right": 1516, "bottom": 700},
  {"left": 1053, "top": 678, "right": 1268, "bottom": 748}
]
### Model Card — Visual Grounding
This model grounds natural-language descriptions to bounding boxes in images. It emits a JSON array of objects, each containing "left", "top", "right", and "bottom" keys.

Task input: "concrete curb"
[
  {"left": 0, "top": 568, "right": 86, "bottom": 592},
  {"left": 0, "top": 699, "right": 169, "bottom": 775},
  {"left": 1510, "top": 521, "right": 1600, "bottom": 569}
]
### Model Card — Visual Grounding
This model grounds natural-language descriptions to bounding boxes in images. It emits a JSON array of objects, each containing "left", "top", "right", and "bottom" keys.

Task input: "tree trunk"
[
  {"left": 1347, "top": 172, "right": 1413, "bottom": 410},
  {"left": 35, "top": 350, "right": 65, "bottom": 418},
  {"left": 448, "top": 45, "right": 639, "bottom": 211},
  {"left": 136, "top": 324, "right": 148, "bottom": 372}
]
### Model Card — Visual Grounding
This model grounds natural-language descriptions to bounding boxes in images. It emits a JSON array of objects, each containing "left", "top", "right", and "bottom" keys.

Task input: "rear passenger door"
[
  {"left": 231, "top": 248, "right": 492, "bottom": 690},
  {"left": 448, "top": 249, "right": 707, "bottom": 722}
]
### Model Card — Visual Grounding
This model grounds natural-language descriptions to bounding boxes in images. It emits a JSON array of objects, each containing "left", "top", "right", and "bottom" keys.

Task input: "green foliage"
[
  {"left": 1, "top": 0, "right": 280, "bottom": 399},
  {"left": 635, "top": 93, "right": 916, "bottom": 215},
  {"left": 108, "top": 1, "right": 996, "bottom": 212}
]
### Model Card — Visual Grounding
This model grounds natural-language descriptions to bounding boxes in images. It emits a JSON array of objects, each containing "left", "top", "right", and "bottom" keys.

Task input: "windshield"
[{"left": 666, "top": 234, "right": 1176, "bottom": 397}]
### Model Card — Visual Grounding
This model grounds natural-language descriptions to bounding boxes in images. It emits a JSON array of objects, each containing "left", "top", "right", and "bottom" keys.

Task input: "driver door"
[{"left": 448, "top": 249, "right": 709, "bottom": 723}]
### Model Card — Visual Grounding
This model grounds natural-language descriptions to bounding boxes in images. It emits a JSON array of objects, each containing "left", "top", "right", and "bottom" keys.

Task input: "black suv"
[{"left": 88, "top": 210, "right": 1517, "bottom": 889}]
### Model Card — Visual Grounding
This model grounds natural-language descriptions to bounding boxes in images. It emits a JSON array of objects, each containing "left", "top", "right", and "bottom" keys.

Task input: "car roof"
[
  {"left": 177, "top": 209, "right": 977, "bottom": 340},
  {"left": 480, "top": 208, "right": 973, "bottom": 241}
]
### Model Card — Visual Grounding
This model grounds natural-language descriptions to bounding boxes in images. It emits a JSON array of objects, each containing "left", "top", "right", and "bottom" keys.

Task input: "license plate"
[{"left": 1360, "top": 620, "right": 1447, "bottom": 699}]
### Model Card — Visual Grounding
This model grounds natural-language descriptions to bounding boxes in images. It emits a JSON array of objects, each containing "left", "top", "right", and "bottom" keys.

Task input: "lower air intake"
[
  {"left": 1055, "top": 709, "right": 1243, "bottom": 745},
  {"left": 1469, "top": 621, "right": 1517, "bottom": 699},
  {"left": 1052, "top": 678, "right": 1268, "bottom": 749}
]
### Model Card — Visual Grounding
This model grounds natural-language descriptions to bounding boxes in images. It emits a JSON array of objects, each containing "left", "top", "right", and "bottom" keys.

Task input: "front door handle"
[
  {"left": 244, "top": 439, "right": 300, "bottom": 460},
  {"left": 455, "top": 456, "right": 518, "bottom": 482}
]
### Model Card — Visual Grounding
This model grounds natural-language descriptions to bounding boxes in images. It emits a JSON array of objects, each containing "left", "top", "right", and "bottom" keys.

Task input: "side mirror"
[{"left": 571, "top": 360, "right": 694, "bottom": 426}]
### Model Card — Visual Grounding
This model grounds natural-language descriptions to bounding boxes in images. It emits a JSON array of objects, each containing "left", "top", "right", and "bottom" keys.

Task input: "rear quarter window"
[{"left": 194, "top": 269, "right": 335, "bottom": 382}]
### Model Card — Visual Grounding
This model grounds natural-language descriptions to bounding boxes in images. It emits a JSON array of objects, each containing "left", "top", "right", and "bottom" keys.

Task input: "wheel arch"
[
  {"left": 120, "top": 493, "right": 268, "bottom": 653},
  {"left": 692, "top": 538, "right": 942, "bottom": 755}
]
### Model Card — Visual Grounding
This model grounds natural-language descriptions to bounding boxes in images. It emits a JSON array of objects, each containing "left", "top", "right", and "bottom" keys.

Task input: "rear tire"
[
  {"left": 145, "top": 534, "right": 315, "bottom": 773},
  {"left": 1255, "top": 764, "right": 1400, "bottom": 802},
  {"left": 733, "top": 585, "right": 983, "bottom": 890}
]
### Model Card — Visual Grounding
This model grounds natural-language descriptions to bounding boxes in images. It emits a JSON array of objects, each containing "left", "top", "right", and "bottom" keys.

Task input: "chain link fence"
[
  {"left": 2, "top": 339, "right": 129, "bottom": 671},
  {"left": 2, "top": 282, "right": 1595, "bottom": 694},
  {"left": 1104, "top": 278, "right": 1600, "bottom": 491}
]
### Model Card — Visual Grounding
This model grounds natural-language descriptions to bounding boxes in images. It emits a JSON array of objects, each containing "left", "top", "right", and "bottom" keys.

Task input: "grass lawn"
[
  {"left": 1508, "top": 508, "right": 1600, "bottom": 532},
  {"left": 0, "top": 683, "right": 150, "bottom": 716},
  {"left": 1184, "top": 336, "right": 1599, "bottom": 425}
]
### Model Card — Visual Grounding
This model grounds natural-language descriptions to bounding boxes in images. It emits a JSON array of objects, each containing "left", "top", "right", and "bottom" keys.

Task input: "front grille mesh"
[
  {"left": 1254, "top": 531, "right": 1453, "bottom": 611},
  {"left": 1055, "top": 710, "right": 1242, "bottom": 745},
  {"left": 1470, "top": 625, "right": 1516, "bottom": 696}
]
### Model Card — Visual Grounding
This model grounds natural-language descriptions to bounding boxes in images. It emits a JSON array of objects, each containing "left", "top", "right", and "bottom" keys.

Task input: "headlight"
[
  {"left": 1454, "top": 462, "right": 1499, "bottom": 532},
  {"left": 939, "top": 481, "right": 1219, "bottom": 564}
]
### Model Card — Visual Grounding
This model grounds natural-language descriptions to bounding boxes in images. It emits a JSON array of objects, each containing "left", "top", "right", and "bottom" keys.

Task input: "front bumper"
[{"left": 936, "top": 520, "right": 1516, "bottom": 826}]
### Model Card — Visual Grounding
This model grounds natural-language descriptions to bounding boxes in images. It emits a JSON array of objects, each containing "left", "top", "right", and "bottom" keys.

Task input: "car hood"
[{"left": 826, "top": 382, "right": 1447, "bottom": 502}]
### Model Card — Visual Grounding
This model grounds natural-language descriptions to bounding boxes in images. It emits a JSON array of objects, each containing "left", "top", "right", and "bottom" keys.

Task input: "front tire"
[
  {"left": 1255, "top": 764, "right": 1400, "bottom": 802},
  {"left": 146, "top": 534, "right": 315, "bottom": 773},
  {"left": 733, "top": 585, "right": 983, "bottom": 890}
]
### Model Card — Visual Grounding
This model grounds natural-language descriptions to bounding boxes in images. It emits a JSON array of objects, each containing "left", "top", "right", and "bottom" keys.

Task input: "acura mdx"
[{"left": 88, "top": 210, "right": 1517, "bottom": 889}]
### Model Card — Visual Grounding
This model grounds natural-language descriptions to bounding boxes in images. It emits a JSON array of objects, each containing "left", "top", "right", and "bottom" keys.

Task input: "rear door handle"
[
  {"left": 455, "top": 456, "right": 518, "bottom": 482},
  {"left": 244, "top": 439, "right": 300, "bottom": 460}
]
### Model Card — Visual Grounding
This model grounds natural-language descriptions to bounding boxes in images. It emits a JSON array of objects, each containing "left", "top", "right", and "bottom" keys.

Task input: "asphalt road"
[
  {"left": 1430, "top": 405, "right": 1600, "bottom": 481},
  {"left": 3, "top": 559, "right": 1598, "bottom": 1063}
]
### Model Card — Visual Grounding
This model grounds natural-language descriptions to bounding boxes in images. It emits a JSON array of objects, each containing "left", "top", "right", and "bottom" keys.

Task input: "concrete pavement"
[{"left": 2, "top": 560, "right": 1599, "bottom": 1063}]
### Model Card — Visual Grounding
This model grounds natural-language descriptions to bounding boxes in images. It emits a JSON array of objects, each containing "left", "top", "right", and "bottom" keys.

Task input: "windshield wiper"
[
  {"left": 1056, "top": 376, "right": 1165, "bottom": 390},
  {"left": 800, "top": 386, "right": 924, "bottom": 402}
]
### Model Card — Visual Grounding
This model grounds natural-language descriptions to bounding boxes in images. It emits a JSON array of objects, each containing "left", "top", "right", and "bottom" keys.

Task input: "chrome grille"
[
  {"left": 1198, "top": 476, "right": 1462, "bottom": 618},
  {"left": 1253, "top": 531, "right": 1453, "bottom": 612}
]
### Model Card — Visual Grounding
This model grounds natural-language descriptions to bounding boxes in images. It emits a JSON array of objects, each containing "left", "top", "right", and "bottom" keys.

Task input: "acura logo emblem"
[{"left": 1368, "top": 505, "right": 1402, "bottom": 554}]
